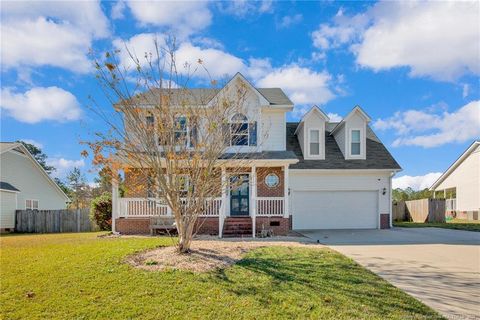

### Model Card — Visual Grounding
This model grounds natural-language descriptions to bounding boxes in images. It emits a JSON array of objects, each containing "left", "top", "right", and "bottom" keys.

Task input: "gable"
[
  {"left": 431, "top": 142, "right": 480, "bottom": 190},
  {"left": 208, "top": 73, "right": 270, "bottom": 108},
  {"left": 0, "top": 144, "right": 69, "bottom": 202}
]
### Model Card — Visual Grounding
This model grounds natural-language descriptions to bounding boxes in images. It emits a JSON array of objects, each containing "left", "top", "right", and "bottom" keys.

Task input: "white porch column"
[
  {"left": 219, "top": 167, "right": 227, "bottom": 238},
  {"left": 251, "top": 165, "right": 256, "bottom": 238},
  {"left": 284, "top": 164, "right": 289, "bottom": 219},
  {"left": 111, "top": 176, "right": 119, "bottom": 233}
]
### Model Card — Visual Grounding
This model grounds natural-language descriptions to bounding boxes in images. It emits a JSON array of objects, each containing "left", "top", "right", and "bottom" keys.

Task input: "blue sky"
[{"left": 1, "top": 0, "right": 479, "bottom": 189}]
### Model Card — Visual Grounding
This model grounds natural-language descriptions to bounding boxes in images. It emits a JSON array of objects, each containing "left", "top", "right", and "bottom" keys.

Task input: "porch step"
[{"left": 223, "top": 217, "right": 253, "bottom": 238}]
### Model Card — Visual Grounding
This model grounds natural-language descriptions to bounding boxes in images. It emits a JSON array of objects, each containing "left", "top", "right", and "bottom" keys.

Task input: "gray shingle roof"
[
  {"left": 286, "top": 122, "right": 401, "bottom": 170},
  {"left": 0, "top": 181, "right": 20, "bottom": 192},
  {"left": 127, "top": 88, "right": 292, "bottom": 106},
  {"left": 220, "top": 151, "right": 298, "bottom": 160}
]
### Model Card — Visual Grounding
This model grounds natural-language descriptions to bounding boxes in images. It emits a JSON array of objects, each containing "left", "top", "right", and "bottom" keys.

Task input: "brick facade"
[
  {"left": 256, "top": 167, "right": 284, "bottom": 197},
  {"left": 115, "top": 216, "right": 291, "bottom": 236},
  {"left": 380, "top": 213, "right": 390, "bottom": 229},
  {"left": 255, "top": 217, "right": 290, "bottom": 236},
  {"left": 116, "top": 218, "right": 150, "bottom": 234},
  {"left": 195, "top": 217, "right": 219, "bottom": 235}
]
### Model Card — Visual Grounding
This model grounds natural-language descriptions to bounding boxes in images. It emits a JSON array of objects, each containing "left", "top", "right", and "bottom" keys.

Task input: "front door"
[{"left": 230, "top": 174, "right": 249, "bottom": 216}]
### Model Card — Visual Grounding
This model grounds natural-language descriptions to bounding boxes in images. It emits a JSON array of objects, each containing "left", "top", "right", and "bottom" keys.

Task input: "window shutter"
[
  {"left": 249, "top": 122, "right": 257, "bottom": 146},
  {"left": 222, "top": 123, "right": 230, "bottom": 146},
  {"left": 190, "top": 125, "right": 197, "bottom": 147}
]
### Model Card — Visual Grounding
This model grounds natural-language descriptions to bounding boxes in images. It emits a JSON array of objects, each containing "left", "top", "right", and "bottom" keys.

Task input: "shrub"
[{"left": 90, "top": 192, "right": 112, "bottom": 231}]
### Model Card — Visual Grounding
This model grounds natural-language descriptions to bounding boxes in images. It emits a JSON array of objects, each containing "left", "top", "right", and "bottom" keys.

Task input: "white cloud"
[
  {"left": 255, "top": 65, "right": 335, "bottom": 105},
  {"left": 312, "top": 1, "right": 480, "bottom": 81},
  {"left": 374, "top": 100, "right": 480, "bottom": 148},
  {"left": 175, "top": 42, "right": 246, "bottom": 79},
  {"left": 113, "top": 33, "right": 167, "bottom": 70},
  {"left": 327, "top": 113, "right": 343, "bottom": 122},
  {"left": 278, "top": 14, "right": 303, "bottom": 28},
  {"left": 126, "top": 1, "right": 211, "bottom": 37},
  {"left": 111, "top": 1, "right": 126, "bottom": 20},
  {"left": 1, "top": 1, "right": 109, "bottom": 73},
  {"left": 393, "top": 172, "right": 442, "bottom": 190},
  {"left": 114, "top": 34, "right": 338, "bottom": 106},
  {"left": 218, "top": 0, "right": 273, "bottom": 17},
  {"left": 462, "top": 84, "right": 470, "bottom": 98},
  {"left": 1, "top": 87, "right": 82, "bottom": 124},
  {"left": 47, "top": 158, "right": 85, "bottom": 179}
]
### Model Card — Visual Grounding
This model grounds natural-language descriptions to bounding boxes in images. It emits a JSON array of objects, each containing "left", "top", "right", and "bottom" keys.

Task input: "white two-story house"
[{"left": 112, "top": 73, "right": 401, "bottom": 236}]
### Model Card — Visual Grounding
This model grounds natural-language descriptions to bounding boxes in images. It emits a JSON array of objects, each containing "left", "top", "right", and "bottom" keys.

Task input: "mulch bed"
[{"left": 126, "top": 239, "right": 321, "bottom": 272}]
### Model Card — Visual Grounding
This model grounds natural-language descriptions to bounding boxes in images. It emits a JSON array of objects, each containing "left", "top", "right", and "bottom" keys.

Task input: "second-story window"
[
  {"left": 146, "top": 114, "right": 154, "bottom": 127},
  {"left": 174, "top": 115, "right": 188, "bottom": 146},
  {"left": 230, "top": 113, "right": 249, "bottom": 146},
  {"left": 309, "top": 129, "right": 320, "bottom": 156},
  {"left": 351, "top": 129, "right": 361, "bottom": 155}
]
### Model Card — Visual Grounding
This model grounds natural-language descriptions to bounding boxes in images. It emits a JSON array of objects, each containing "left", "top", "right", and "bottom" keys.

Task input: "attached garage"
[{"left": 291, "top": 190, "right": 378, "bottom": 230}]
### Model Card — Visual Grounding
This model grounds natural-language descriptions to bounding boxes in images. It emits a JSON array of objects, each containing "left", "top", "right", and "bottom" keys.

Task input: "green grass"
[
  {"left": 0, "top": 233, "right": 442, "bottom": 320},
  {"left": 394, "top": 219, "right": 480, "bottom": 232}
]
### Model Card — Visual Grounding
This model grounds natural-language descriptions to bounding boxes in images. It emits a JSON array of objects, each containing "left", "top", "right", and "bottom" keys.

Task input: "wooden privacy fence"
[
  {"left": 15, "top": 209, "right": 98, "bottom": 233},
  {"left": 405, "top": 199, "right": 445, "bottom": 223},
  {"left": 392, "top": 200, "right": 406, "bottom": 221}
]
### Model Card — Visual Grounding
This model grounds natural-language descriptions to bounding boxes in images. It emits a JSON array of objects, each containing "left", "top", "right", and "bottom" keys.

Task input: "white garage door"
[{"left": 292, "top": 190, "right": 378, "bottom": 230}]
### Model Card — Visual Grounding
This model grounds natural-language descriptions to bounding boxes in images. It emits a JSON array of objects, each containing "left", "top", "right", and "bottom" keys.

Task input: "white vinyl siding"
[
  {"left": 261, "top": 109, "right": 286, "bottom": 151},
  {"left": 332, "top": 122, "right": 346, "bottom": 157},
  {"left": 0, "top": 191, "right": 17, "bottom": 229},
  {"left": 435, "top": 145, "right": 480, "bottom": 212},
  {"left": 0, "top": 152, "right": 67, "bottom": 211}
]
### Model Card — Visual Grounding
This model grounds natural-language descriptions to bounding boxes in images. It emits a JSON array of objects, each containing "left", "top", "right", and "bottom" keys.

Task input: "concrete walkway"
[{"left": 301, "top": 228, "right": 480, "bottom": 320}]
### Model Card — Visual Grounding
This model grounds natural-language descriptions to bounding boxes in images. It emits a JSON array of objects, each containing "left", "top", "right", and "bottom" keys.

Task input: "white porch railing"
[
  {"left": 119, "top": 198, "right": 222, "bottom": 218},
  {"left": 256, "top": 197, "right": 284, "bottom": 216}
]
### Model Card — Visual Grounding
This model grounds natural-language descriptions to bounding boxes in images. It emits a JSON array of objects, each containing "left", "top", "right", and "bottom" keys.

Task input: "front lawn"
[
  {"left": 0, "top": 233, "right": 442, "bottom": 319},
  {"left": 394, "top": 219, "right": 480, "bottom": 232}
]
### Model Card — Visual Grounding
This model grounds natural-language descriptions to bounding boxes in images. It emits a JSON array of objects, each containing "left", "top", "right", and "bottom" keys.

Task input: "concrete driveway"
[{"left": 300, "top": 228, "right": 480, "bottom": 320}]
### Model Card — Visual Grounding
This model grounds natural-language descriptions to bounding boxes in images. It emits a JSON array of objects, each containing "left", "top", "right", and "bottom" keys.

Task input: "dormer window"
[
  {"left": 351, "top": 130, "right": 361, "bottom": 155},
  {"left": 309, "top": 129, "right": 320, "bottom": 156}
]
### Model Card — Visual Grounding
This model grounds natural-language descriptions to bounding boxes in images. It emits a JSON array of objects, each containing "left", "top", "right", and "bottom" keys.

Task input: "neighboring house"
[
  {"left": 430, "top": 141, "right": 480, "bottom": 220},
  {"left": 0, "top": 142, "right": 70, "bottom": 232},
  {"left": 112, "top": 73, "right": 401, "bottom": 236}
]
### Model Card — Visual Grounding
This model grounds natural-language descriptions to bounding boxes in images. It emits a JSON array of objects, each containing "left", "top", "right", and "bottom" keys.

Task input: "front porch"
[{"left": 112, "top": 165, "right": 291, "bottom": 237}]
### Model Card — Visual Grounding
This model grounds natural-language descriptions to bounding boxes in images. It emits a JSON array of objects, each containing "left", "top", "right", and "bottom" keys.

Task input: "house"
[
  {"left": 112, "top": 73, "right": 401, "bottom": 236},
  {"left": 0, "top": 142, "right": 70, "bottom": 232},
  {"left": 430, "top": 141, "right": 480, "bottom": 220}
]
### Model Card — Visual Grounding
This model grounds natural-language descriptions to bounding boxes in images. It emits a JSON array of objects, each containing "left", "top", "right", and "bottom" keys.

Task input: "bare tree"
[{"left": 85, "top": 39, "right": 261, "bottom": 253}]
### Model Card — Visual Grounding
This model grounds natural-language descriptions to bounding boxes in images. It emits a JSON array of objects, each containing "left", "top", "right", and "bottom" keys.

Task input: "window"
[
  {"left": 26, "top": 200, "right": 39, "bottom": 210},
  {"left": 174, "top": 115, "right": 188, "bottom": 146},
  {"left": 147, "top": 175, "right": 155, "bottom": 198},
  {"left": 265, "top": 173, "right": 279, "bottom": 188},
  {"left": 351, "top": 130, "right": 361, "bottom": 155},
  {"left": 309, "top": 129, "right": 320, "bottom": 156},
  {"left": 146, "top": 114, "right": 154, "bottom": 127},
  {"left": 178, "top": 175, "right": 190, "bottom": 194},
  {"left": 230, "top": 113, "right": 249, "bottom": 146}
]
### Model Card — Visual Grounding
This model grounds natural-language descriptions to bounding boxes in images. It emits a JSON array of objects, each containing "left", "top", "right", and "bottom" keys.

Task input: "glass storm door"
[{"left": 230, "top": 174, "right": 249, "bottom": 216}]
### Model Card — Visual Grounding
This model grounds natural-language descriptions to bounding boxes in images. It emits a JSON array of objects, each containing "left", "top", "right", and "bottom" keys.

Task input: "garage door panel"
[{"left": 292, "top": 190, "right": 378, "bottom": 230}]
